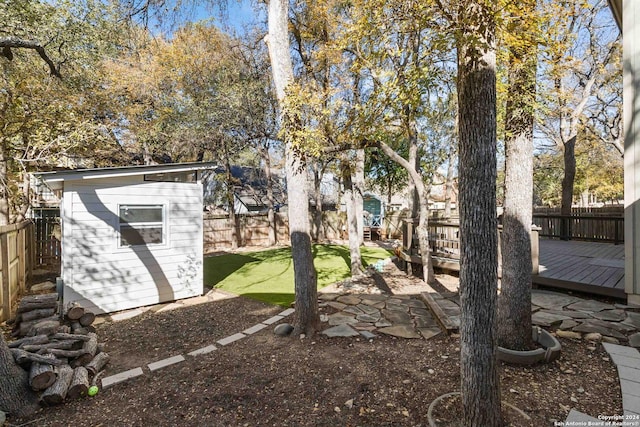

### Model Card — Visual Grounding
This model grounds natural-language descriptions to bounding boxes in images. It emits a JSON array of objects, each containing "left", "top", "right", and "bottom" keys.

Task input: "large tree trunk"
[
  {"left": 342, "top": 162, "right": 363, "bottom": 276},
  {"left": 456, "top": 1, "right": 502, "bottom": 425},
  {"left": 266, "top": 0, "right": 319, "bottom": 336},
  {"left": 262, "top": 142, "right": 277, "bottom": 246},
  {"left": 0, "top": 335, "right": 39, "bottom": 416},
  {"left": 497, "top": 0, "right": 536, "bottom": 351}
]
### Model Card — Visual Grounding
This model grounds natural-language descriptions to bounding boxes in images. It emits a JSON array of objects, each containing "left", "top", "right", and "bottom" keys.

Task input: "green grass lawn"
[{"left": 203, "top": 244, "right": 392, "bottom": 306}]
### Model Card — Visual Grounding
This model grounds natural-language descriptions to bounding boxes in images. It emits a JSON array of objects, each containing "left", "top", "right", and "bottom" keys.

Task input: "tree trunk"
[
  {"left": 561, "top": 135, "right": 576, "bottom": 217},
  {"left": 312, "top": 163, "right": 324, "bottom": 242},
  {"left": 0, "top": 335, "right": 39, "bottom": 416},
  {"left": 266, "top": 0, "right": 319, "bottom": 336},
  {"left": 456, "top": 1, "right": 502, "bottom": 425},
  {"left": 224, "top": 146, "right": 240, "bottom": 249},
  {"left": 355, "top": 149, "right": 365, "bottom": 244},
  {"left": 497, "top": 0, "right": 536, "bottom": 351},
  {"left": 262, "top": 142, "right": 277, "bottom": 246},
  {"left": 377, "top": 141, "right": 434, "bottom": 283},
  {"left": 342, "top": 162, "right": 363, "bottom": 276},
  {"left": 407, "top": 142, "right": 419, "bottom": 220}
]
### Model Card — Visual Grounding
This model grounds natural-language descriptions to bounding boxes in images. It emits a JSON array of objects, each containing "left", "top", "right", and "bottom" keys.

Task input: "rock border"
[{"left": 497, "top": 326, "right": 562, "bottom": 365}]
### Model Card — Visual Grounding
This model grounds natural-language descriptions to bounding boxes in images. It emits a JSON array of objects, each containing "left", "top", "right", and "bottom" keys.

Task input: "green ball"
[{"left": 87, "top": 386, "right": 99, "bottom": 397}]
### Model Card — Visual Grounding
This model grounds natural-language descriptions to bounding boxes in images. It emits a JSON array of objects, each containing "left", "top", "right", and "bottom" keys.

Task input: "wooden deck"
[{"left": 533, "top": 239, "right": 626, "bottom": 299}]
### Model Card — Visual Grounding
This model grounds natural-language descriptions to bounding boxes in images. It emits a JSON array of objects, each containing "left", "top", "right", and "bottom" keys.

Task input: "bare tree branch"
[{"left": 0, "top": 37, "right": 62, "bottom": 78}]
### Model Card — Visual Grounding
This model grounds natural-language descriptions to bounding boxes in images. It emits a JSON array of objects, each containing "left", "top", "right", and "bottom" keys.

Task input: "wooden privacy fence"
[
  {"left": 1, "top": 221, "right": 35, "bottom": 322},
  {"left": 203, "top": 211, "right": 347, "bottom": 252},
  {"left": 204, "top": 213, "right": 290, "bottom": 251},
  {"left": 399, "top": 219, "right": 540, "bottom": 275},
  {"left": 533, "top": 206, "right": 623, "bottom": 217},
  {"left": 532, "top": 214, "right": 624, "bottom": 244}
]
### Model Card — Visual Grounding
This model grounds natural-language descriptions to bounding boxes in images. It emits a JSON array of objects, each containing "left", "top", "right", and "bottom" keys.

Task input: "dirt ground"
[{"left": 6, "top": 262, "right": 622, "bottom": 427}]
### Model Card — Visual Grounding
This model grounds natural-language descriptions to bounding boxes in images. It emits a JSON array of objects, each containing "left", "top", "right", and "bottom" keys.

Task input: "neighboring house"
[
  {"left": 608, "top": 0, "right": 640, "bottom": 304},
  {"left": 367, "top": 175, "right": 459, "bottom": 215},
  {"left": 33, "top": 162, "right": 216, "bottom": 314},
  {"left": 203, "top": 165, "right": 286, "bottom": 214}
]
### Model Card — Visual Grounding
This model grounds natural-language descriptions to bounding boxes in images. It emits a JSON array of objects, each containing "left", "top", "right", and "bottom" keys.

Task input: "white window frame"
[{"left": 117, "top": 204, "right": 166, "bottom": 248}]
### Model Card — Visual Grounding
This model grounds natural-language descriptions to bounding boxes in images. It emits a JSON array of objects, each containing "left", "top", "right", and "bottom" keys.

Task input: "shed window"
[{"left": 119, "top": 205, "right": 164, "bottom": 246}]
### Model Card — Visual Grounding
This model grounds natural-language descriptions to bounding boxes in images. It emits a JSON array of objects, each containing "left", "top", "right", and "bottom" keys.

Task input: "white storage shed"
[{"left": 34, "top": 162, "right": 216, "bottom": 314}]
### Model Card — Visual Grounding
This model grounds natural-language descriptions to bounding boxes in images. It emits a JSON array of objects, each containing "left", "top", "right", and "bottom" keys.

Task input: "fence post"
[
  {"left": 1, "top": 232, "right": 9, "bottom": 321},
  {"left": 530, "top": 226, "right": 540, "bottom": 275}
]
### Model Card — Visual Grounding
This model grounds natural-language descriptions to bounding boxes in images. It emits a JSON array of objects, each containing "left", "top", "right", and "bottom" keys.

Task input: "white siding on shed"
[{"left": 61, "top": 175, "right": 203, "bottom": 313}]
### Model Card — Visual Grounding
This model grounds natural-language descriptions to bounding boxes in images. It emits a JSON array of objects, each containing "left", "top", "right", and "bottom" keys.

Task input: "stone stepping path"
[
  {"left": 100, "top": 308, "right": 295, "bottom": 389},
  {"left": 413, "top": 288, "right": 640, "bottom": 347},
  {"left": 532, "top": 290, "right": 640, "bottom": 346},
  {"left": 318, "top": 293, "right": 443, "bottom": 340}
]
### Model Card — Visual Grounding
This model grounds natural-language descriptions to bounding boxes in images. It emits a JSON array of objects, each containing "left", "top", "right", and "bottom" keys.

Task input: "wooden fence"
[
  {"left": 533, "top": 206, "right": 623, "bottom": 217},
  {"left": 203, "top": 211, "right": 347, "bottom": 252},
  {"left": 1, "top": 221, "right": 35, "bottom": 322},
  {"left": 532, "top": 214, "right": 624, "bottom": 244}
]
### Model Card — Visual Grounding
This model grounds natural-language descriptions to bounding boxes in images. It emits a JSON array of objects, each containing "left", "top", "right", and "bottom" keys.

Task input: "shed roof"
[{"left": 33, "top": 162, "right": 218, "bottom": 189}]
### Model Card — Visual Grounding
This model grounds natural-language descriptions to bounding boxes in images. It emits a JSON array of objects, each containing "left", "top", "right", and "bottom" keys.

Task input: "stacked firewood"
[{"left": 7, "top": 293, "right": 110, "bottom": 405}]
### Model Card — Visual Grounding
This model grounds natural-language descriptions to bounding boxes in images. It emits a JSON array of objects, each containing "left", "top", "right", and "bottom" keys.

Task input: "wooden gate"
[{"left": 0, "top": 221, "right": 34, "bottom": 322}]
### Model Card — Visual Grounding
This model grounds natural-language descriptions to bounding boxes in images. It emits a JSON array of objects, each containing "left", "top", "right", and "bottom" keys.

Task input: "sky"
[{"left": 168, "top": 0, "right": 267, "bottom": 36}]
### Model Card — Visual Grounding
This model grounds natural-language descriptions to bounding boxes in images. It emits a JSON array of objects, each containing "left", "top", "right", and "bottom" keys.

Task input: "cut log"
[
  {"left": 8, "top": 334, "right": 49, "bottom": 348},
  {"left": 29, "top": 355, "right": 57, "bottom": 391},
  {"left": 57, "top": 325, "right": 71, "bottom": 334},
  {"left": 66, "top": 303, "right": 85, "bottom": 321},
  {"left": 22, "top": 340, "right": 77, "bottom": 352},
  {"left": 86, "top": 352, "right": 110, "bottom": 376},
  {"left": 41, "top": 365, "right": 73, "bottom": 405},
  {"left": 30, "top": 320, "right": 61, "bottom": 337},
  {"left": 71, "top": 325, "right": 96, "bottom": 335},
  {"left": 77, "top": 333, "right": 97, "bottom": 366},
  {"left": 47, "top": 349, "right": 89, "bottom": 359},
  {"left": 17, "top": 293, "right": 58, "bottom": 314},
  {"left": 78, "top": 311, "right": 95, "bottom": 327},
  {"left": 67, "top": 367, "right": 89, "bottom": 400},
  {"left": 50, "top": 332, "right": 92, "bottom": 342},
  {"left": 14, "top": 315, "right": 59, "bottom": 336},
  {"left": 10, "top": 348, "right": 64, "bottom": 366},
  {"left": 20, "top": 308, "right": 56, "bottom": 323}
]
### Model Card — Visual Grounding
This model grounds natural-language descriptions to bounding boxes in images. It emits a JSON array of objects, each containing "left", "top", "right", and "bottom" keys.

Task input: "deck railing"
[
  {"left": 400, "top": 219, "right": 540, "bottom": 275},
  {"left": 532, "top": 214, "right": 624, "bottom": 244}
]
